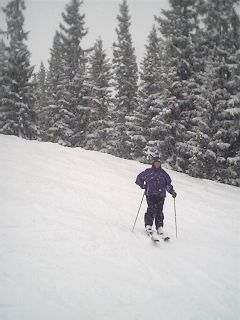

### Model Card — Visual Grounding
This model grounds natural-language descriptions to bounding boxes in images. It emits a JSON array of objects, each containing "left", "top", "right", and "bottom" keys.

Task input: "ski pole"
[
  {"left": 131, "top": 192, "right": 145, "bottom": 232},
  {"left": 174, "top": 197, "right": 178, "bottom": 238}
]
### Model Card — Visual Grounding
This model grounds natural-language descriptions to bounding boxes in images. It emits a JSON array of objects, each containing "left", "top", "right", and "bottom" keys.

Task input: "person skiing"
[{"left": 135, "top": 156, "right": 177, "bottom": 235}]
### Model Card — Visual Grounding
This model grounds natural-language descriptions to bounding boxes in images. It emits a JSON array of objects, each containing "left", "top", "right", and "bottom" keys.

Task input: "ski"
[
  {"left": 161, "top": 236, "right": 170, "bottom": 242},
  {"left": 159, "top": 233, "right": 170, "bottom": 242},
  {"left": 146, "top": 231, "right": 160, "bottom": 243},
  {"left": 146, "top": 231, "right": 170, "bottom": 243}
]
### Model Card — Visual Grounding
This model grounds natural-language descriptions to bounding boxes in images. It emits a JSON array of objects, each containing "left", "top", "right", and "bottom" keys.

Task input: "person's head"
[{"left": 151, "top": 156, "right": 161, "bottom": 169}]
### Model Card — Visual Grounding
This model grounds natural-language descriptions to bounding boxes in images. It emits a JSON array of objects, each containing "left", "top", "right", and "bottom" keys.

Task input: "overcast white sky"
[{"left": 0, "top": 0, "right": 239, "bottom": 72}]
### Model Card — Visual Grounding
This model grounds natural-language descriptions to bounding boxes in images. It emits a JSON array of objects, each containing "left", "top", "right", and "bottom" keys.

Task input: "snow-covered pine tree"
[
  {"left": 43, "top": 31, "right": 65, "bottom": 142},
  {"left": 36, "top": 62, "right": 47, "bottom": 110},
  {"left": 186, "top": 59, "right": 218, "bottom": 180},
  {"left": 226, "top": 48, "right": 240, "bottom": 186},
  {"left": 125, "top": 25, "right": 164, "bottom": 161},
  {"left": 140, "top": 25, "right": 169, "bottom": 162},
  {"left": 84, "top": 38, "right": 114, "bottom": 152},
  {"left": 199, "top": 0, "right": 240, "bottom": 185},
  {"left": 182, "top": 6, "right": 216, "bottom": 180},
  {"left": 34, "top": 61, "right": 47, "bottom": 138},
  {"left": 59, "top": 0, "right": 90, "bottom": 147},
  {"left": 46, "top": 32, "right": 64, "bottom": 107},
  {"left": 0, "top": 39, "right": 10, "bottom": 134},
  {"left": 112, "top": 0, "right": 138, "bottom": 158},
  {"left": 45, "top": 0, "right": 90, "bottom": 147},
  {"left": 153, "top": 0, "right": 204, "bottom": 171},
  {"left": 70, "top": 52, "right": 93, "bottom": 147},
  {"left": 0, "top": 0, "right": 36, "bottom": 139}
]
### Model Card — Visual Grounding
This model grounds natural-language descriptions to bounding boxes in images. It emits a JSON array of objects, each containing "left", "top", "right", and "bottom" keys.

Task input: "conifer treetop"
[{"left": 2, "top": 0, "right": 28, "bottom": 43}]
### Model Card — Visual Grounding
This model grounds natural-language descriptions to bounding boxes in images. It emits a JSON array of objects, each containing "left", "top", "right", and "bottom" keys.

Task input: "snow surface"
[{"left": 0, "top": 134, "right": 239, "bottom": 320}]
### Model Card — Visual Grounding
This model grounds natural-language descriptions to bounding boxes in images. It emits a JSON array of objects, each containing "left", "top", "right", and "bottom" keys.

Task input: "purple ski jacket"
[{"left": 135, "top": 167, "right": 174, "bottom": 198}]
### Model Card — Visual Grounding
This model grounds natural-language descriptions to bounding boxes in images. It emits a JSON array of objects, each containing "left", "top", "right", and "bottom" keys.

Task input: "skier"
[{"left": 135, "top": 156, "right": 177, "bottom": 236}]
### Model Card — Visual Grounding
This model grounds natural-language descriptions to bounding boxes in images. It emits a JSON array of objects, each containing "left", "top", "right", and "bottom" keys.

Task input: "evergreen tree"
[
  {"left": 141, "top": 26, "right": 169, "bottom": 162},
  {"left": 45, "top": 0, "right": 90, "bottom": 146},
  {"left": 186, "top": 60, "right": 218, "bottom": 179},
  {"left": 192, "top": 0, "right": 240, "bottom": 184},
  {"left": 59, "top": 0, "right": 90, "bottom": 147},
  {"left": 34, "top": 61, "right": 47, "bottom": 137},
  {"left": 112, "top": 0, "right": 138, "bottom": 158},
  {"left": 0, "top": 0, "right": 36, "bottom": 139},
  {"left": 47, "top": 32, "right": 64, "bottom": 107},
  {"left": 43, "top": 31, "right": 65, "bottom": 142},
  {"left": 0, "top": 39, "right": 10, "bottom": 134},
  {"left": 126, "top": 25, "right": 165, "bottom": 161},
  {"left": 152, "top": 0, "right": 205, "bottom": 171},
  {"left": 36, "top": 62, "right": 47, "bottom": 107},
  {"left": 226, "top": 48, "right": 240, "bottom": 186},
  {"left": 84, "top": 38, "right": 114, "bottom": 152}
]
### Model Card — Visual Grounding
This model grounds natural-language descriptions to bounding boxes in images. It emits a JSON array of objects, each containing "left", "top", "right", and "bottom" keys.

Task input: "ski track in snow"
[{"left": 0, "top": 135, "right": 239, "bottom": 320}]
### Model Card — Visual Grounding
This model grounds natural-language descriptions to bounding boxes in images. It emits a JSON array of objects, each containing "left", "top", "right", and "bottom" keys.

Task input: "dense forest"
[{"left": 0, "top": 0, "right": 240, "bottom": 186}]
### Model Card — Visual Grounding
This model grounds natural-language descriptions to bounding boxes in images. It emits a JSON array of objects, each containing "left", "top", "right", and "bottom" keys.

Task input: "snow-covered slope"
[{"left": 0, "top": 135, "right": 239, "bottom": 320}]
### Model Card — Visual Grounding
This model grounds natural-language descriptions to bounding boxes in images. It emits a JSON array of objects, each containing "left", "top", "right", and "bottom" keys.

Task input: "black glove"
[{"left": 172, "top": 191, "right": 177, "bottom": 198}]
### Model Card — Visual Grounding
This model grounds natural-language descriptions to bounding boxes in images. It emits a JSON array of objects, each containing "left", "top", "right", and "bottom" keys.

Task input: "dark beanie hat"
[{"left": 151, "top": 156, "right": 161, "bottom": 165}]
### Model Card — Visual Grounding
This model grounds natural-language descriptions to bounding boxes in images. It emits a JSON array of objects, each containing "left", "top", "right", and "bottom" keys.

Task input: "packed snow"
[{"left": 0, "top": 135, "right": 239, "bottom": 320}]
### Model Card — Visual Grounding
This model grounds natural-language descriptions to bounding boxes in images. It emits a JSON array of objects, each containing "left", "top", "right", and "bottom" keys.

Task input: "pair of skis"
[{"left": 147, "top": 230, "right": 170, "bottom": 243}]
